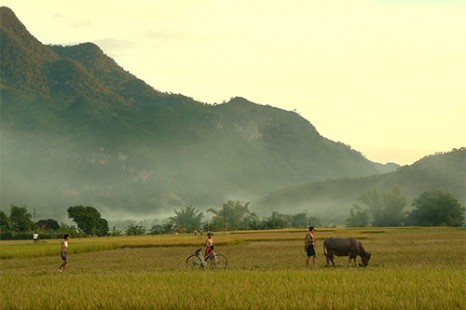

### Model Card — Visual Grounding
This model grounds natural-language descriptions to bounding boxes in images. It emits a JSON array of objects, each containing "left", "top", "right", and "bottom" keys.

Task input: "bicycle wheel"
[
  {"left": 186, "top": 254, "right": 203, "bottom": 269},
  {"left": 210, "top": 253, "right": 227, "bottom": 269}
]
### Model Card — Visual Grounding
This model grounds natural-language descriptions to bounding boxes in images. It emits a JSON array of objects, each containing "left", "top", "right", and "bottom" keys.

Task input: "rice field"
[{"left": 1, "top": 227, "right": 465, "bottom": 309}]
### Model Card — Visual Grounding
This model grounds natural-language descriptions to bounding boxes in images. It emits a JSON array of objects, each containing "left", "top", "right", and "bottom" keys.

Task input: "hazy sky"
[{"left": 2, "top": 0, "right": 465, "bottom": 165}]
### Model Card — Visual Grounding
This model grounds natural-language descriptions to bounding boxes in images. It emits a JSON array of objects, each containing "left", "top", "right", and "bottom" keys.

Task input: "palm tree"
[
  {"left": 169, "top": 205, "right": 204, "bottom": 232},
  {"left": 207, "top": 200, "right": 250, "bottom": 231}
]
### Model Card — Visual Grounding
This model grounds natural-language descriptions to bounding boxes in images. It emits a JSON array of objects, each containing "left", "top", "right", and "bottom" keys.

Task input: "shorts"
[
  {"left": 61, "top": 252, "right": 68, "bottom": 262},
  {"left": 205, "top": 248, "right": 214, "bottom": 260},
  {"left": 307, "top": 245, "right": 316, "bottom": 257}
]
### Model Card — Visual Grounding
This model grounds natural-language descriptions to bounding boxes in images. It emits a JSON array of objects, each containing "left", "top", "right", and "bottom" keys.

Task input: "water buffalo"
[{"left": 323, "top": 237, "right": 371, "bottom": 267}]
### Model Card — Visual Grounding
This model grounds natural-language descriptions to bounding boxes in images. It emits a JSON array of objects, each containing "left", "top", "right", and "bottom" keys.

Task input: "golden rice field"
[{"left": 1, "top": 227, "right": 465, "bottom": 309}]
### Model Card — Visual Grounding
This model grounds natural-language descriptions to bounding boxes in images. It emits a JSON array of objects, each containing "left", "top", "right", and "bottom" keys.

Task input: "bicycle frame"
[
  {"left": 186, "top": 248, "right": 227, "bottom": 269},
  {"left": 193, "top": 248, "right": 215, "bottom": 264}
]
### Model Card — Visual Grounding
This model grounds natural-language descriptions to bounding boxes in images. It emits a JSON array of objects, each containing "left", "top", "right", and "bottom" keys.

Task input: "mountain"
[
  {"left": 254, "top": 148, "right": 466, "bottom": 224},
  {"left": 1, "top": 6, "right": 395, "bottom": 221}
]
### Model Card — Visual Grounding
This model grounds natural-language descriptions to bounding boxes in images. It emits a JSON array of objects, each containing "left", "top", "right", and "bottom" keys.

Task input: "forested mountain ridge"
[
  {"left": 254, "top": 148, "right": 465, "bottom": 224},
  {"left": 2, "top": 6, "right": 394, "bottom": 221}
]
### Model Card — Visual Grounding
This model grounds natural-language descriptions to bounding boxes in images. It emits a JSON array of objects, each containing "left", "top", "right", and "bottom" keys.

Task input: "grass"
[{"left": 1, "top": 227, "right": 465, "bottom": 309}]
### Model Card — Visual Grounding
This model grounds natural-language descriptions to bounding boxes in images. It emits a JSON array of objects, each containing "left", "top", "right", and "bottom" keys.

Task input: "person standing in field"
[
  {"left": 305, "top": 226, "right": 317, "bottom": 268},
  {"left": 204, "top": 231, "right": 214, "bottom": 261},
  {"left": 58, "top": 234, "right": 70, "bottom": 272},
  {"left": 33, "top": 232, "right": 39, "bottom": 243}
]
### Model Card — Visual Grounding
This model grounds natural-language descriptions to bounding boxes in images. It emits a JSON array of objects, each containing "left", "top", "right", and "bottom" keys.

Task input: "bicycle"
[{"left": 185, "top": 248, "right": 227, "bottom": 269}]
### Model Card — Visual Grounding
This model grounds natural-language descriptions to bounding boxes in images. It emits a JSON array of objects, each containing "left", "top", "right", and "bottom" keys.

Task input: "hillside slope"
[
  {"left": 254, "top": 148, "right": 465, "bottom": 224},
  {"left": 1, "top": 6, "right": 393, "bottom": 221}
]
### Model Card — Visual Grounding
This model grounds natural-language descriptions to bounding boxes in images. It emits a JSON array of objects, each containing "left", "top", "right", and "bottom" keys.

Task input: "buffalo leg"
[
  {"left": 326, "top": 254, "right": 336, "bottom": 267},
  {"left": 348, "top": 256, "right": 359, "bottom": 267}
]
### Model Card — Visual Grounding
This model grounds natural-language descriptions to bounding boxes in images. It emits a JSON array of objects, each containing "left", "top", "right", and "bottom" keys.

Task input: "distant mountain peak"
[
  {"left": 1, "top": 6, "right": 61, "bottom": 94},
  {"left": 0, "top": 8, "right": 160, "bottom": 102},
  {"left": 0, "top": 6, "right": 23, "bottom": 31},
  {"left": 0, "top": 6, "right": 53, "bottom": 53},
  {"left": 51, "top": 42, "right": 106, "bottom": 59},
  {"left": 228, "top": 97, "right": 252, "bottom": 104},
  {"left": 50, "top": 42, "right": 119, "bottom": 75}
]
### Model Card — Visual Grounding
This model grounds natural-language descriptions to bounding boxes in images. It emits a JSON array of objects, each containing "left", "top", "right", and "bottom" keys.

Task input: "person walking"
[
  {"left": 305, "top": 226, "right": 317, "bottom": 268},
  {"left": 58, "top": 234, "right": 70, "bottom": 272}
]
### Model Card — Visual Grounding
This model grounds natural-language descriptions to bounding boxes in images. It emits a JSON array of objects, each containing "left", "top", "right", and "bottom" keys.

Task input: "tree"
[
  {"left": 307, "top": 216, "right": 322, "bottom": 227},
  {"left": 169, "top": 205, "right": 204, "bottom": 233},
  {"left": 290, "top": 212, "right": 308, "bottom": 228},
  {"left": 382, "top": 186, "right": 407, "bottom": 226},
  {"left": 110, "top": 226, "right": 122, "bottom": 236},
  {"left": 0, "top": 211, "right": 11, "bottom": 231},
  {"left": 36, "top": 219, "right": 60, "bottom": 231},
  {"left": 345, "top": 205, "right": 370, "bottom": 227},
  {"left": 289, "top": 212, "right": 321, "bottom": 228},
  {"left": 407, "top": 189, "right": 465, "bottom": 226},
  {"left": 150, "top": 223, "right": 172, "bottom": 235},
  {"left": 125, "top": 224, "right": 146, "bottom": 236},
  {"left": 208, "top": 201, "right": 251, "bottom": 231},
  {"left": 57, "top": 222, "right": 78, "bottom": 236},
  {"left": 262, "top": 211, "right": 289, "bottom": 229},
  {"left": 358, "top": 186, "right": 406, "bottom": 226},
  {"left": 67, "top": 205, "right": 109, "bottom": 236},
  {"left": 240, "top": 212, "right": 262, "bottom": 230},
  {"left": 9, "top": 204, "right": 33, "bottom": 231}
]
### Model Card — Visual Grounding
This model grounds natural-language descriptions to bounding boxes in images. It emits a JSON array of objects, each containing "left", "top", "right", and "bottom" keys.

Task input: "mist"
[{"left": 0, "top": 127, "right": 298, "bottom": 224}]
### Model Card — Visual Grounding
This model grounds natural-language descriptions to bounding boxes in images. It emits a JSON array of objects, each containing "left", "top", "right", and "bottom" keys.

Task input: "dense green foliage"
[
  {"left": 6, "top": 205, "right": 33, "bottom": 231},
  {"left": 125, "top": 224, "right": 147, "bottom": 236},
  {"left": 35, "top": 219, "right": 60, "bottom": 231},
  {"left": 0, "top": 202, "right": 325, "bottom": 239},
  {"left": 348, "top": 187, "right": 465, "bottom": 227},
  {"left": 0, "top": 211, "right": 9, "bottom": 230},
  {"left": 345, "top": 205, "right": 370, "bottom": 227},
  {"left": 357, "top": 186, "right": 407, "bottom": 226},
  {"left": 0, "top": 205, "right": 80, "bottom": 240},
  {"left": 169, "top": 205, "right": 204, "bottom": 232},
  {"left": 407, "top": 189, "right": 465, "bottom": 226},
  {"left": 207, "top": 200, "right": 251, "bottom": 231},
  {"left": 67, "top": 205, "right": 109, "bottom": 236}
]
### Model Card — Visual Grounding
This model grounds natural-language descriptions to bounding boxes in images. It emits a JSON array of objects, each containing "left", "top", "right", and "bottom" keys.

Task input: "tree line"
[
  {"left": 0, "top": 205, "right": 110, "bottom": 240},
  {"left": 1, "top": 188, "right": 463, "bottom": 239},
  {"left": 0, "top": 201, "right": 322, "bottom": 239},
  {"left": 345, "top": 187, "right": 465, "bottom": 227}
]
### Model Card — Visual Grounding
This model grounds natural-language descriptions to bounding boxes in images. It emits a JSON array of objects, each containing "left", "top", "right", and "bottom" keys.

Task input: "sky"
[{"left": 2, "top": 0, "right": 465, "bottom": 165}]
